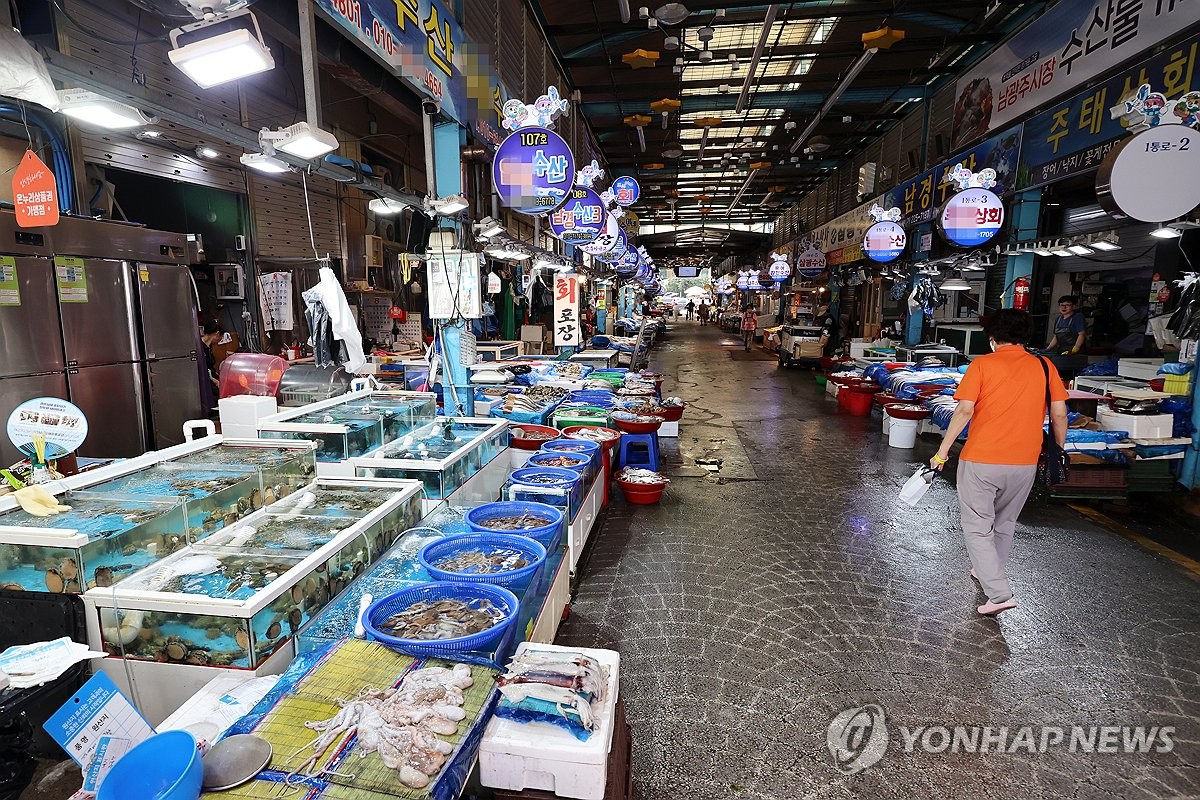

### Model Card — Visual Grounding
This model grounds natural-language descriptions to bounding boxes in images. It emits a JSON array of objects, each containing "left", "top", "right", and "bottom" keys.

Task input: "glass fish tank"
[
  {"left": 0, "top": 494, "right": 187, "bottom": 593},
  {"left": 164, "top": 441, "right": 317, "bottom": 505},
  {"left": 78, "top": 464, "right": 265, "bottom": 540},
  {"left": 351, "top": 418, "right": 510, "bottom": 500},
  {"left": 257, "top": 390, "right": 437, "bottom": 462},
  {"left": 86, "top": 478, "right": 425, "bottom": 668}
]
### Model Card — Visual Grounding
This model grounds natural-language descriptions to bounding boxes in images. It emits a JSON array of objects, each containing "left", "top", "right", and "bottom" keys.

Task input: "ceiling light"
[
  {"left": 1151, "top": 225, "right": 1182, "bottom": 238},
  {"left": 368, "top": 197, "right": 411, "bottom": 215},
  {"left": 718, "top": 84, "right": 731, "bottom": 93},
  {"left": 654, "top": 3, "right": 690, "bottom": 25},
  {"left": 1067, "top": 243, "right": 1094, "bottom": 255},
  {"left": 960, "top": 259, "right": 986, "bottom": 271},
  {"left": 662, "top": 142, "right": 684, "bottom": 159},
  {"left": 267, "top": 122, "right": 339, "bottom": 159},
  {"left": 475, "top": 217, "right": 505, "bottom": 238},
  {"left": 1031, "top": 244, "right": 1054, "bottom": 256},
  {"left": 638, "top": 6, "right": 650, "bottom": 19},
  {"left": 1049, "top": 240, "right": 1074, "bottom": 256},
  {"left": 195, "top": 146, "right": 220, "bottom": 159},
  {"left": 698, "top": 50, "right": 713, "bottom": 62},
  {"left": 664, "top": 36, "right": 679, "bottom": 50},
  {"left": 428, "top": 194, "right": 468, "bottom": 215},
  {"left": 1090, "top": 234, "right": 1121, "bottom": 251},
  {"left": 697, "top": 26, "right": 714, "bottom": 42},
  {"left": 137, "top": 130, "right": 162, "bottom": 139},
  {"left": 941, "top": 277, "right": 971, "bottom": 291},
  {"left": 57, "top": 89, "right": 153, "bottom": 130},
  {"left": 240, "top": 151, "right": 291, "bottom": 173},
  {"left": 168, "top": 10, "right": 275, "bottom": 89}
]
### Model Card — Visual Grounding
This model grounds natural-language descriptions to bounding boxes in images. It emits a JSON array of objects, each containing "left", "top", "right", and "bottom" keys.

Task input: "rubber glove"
[
  {"left": 27, "top": 485, "right": 71, "bottom": 512},
  {"left": 13, "top": 485, "right": 70, "bottom": 516}
]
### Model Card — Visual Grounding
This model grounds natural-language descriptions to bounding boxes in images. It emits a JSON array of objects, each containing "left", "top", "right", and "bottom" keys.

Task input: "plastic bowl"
[
  {"left": 561, "top": 426, "right": 622, "bottom": 453},
  {"left": 618, "top": 483, "right": 665, "bottom": 504},
  {"left": 650, "top": 405, "right": 684, "bottom": 421},
  {"left": 875, "top": 393, "right": 906, "bottom": 407},
  {"left": 613, "top": 416, "right": 663, "bottom": 434},
  {"left": 419, "top": 533, "right": 546, "bottom": 590},
  {"left": 885, "top": 403, "right": 931, "bottom": 421},
  {"left": 540, "top": 439, "right": 601, "bottom": 464},
  {"left": 510, "top": 424, "right": 560, "bottom": 450},
  {"left": 97, "top": 730, "right": 201, "bottom": 800},
  {"left": 363, "top": 581, "right": 519, "bottom": 657},
  {"left": 527, "top": 452, "right": 589, "bottom": 473},
  {"left": 466, "top": 500, "right": 565, "bottom": 547},
  {"left": 843, "top": 382, "right": 882, "bottom": 394}
]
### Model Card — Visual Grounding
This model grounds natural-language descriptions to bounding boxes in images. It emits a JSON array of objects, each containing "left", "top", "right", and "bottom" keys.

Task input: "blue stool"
[{"left": 618, "top": 432, "right": 660, "bottom": 472}]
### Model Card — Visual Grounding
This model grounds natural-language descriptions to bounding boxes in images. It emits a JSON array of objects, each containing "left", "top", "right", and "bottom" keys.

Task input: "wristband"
[{"left": 932, "top": 454, "right": 948, "bottom": 466}]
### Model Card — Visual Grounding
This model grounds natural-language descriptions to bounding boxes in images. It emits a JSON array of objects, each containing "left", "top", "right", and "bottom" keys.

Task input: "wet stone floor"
[{"left": 556, "top": 321, "right": 1200, "bottom": 800}]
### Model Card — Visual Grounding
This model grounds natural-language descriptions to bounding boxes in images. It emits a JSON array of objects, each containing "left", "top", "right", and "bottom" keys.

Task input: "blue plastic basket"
[
  {"left": 466, "top": 501, "right": 564, "bottom": 547},
  {"left": 510, "top": 466, "right": 582, "bottom": 489},
  {"left": 540, "top": 439, "right": 600, "bottom": 470},
  {"left": 363, "top": 581, "right": 519, "bottom": 657},
  {"left": 527, "top": 452, "right": 589, "bottom": 473},
  {"left": 419, "top": 533, "right": 546, "bottom": 590}
]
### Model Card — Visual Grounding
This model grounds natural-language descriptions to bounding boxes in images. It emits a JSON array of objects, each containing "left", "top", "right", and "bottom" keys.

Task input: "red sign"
[{"left": 12, "top": 150, "right": 59, "bottom": 228}]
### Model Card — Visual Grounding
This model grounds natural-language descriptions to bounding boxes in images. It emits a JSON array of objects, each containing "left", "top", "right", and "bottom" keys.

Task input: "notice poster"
[
  {"left": 553, "top": 273, "right": 582, "bottom": 347},
  {"left": 257, "top": 271, "right": 294, "bottom": 331},
  {"left": 6, "top": 397, "right": 88, "bottom": 458},
  {"left": 44, "top": 673, "right": 154, "bottom": 768},
  {"left": 53, "top": 257, "right": 87, "bottom": 303},
  {"left": 427, "top": 251, "right": 483, "bottom": 319},
  {"left": 0, "top": 256, "right": 20, "bottom": 306}
]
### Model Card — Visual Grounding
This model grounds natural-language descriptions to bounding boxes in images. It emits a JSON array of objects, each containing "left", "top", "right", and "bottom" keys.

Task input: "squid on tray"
[
  {"left": 290, "top": 663, "right": 474, "bottom": 789},
  {"left": 495, "top": 650, "right": 609, "bottom": 732}
]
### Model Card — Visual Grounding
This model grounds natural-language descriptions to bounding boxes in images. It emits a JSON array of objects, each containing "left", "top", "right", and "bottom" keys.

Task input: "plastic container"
[
  {"left": 510, "top": 424, "right": 561, "bottom": 450},
  {"left": 467, "top": 501, "right": 565, "bottom": 548},
  {"left": 839, "top": 389, "right": 874, "bottom": 416},
  {"left": 888, "top": 418, "right": 920, "bottom": 448},
  {"left": 363, "top": 581, "right": 519, "bottom": 657},
  {"left": 620, "top": 485, "right": 664, "bottom": 504},
  {"left": 540, "top": 439, "right": 601, "bottom": 467},
  {"left": 561, "top": 426, "right": 622, "bottom": 454},
  {"left": 218, "top": 353, "right": 288, "bottom": 400},
  {"left": 885, "top": 403, "right": 931, "bottom": 421},
  {"left": 419, "top": 533, "right": 546, "bottom": 590},
  {"left": 528, "top": 451, "right": 589, "bottom": 474},
  {"left": 651, "top": 404, "right": 684, "bottom": 422},
  {"left": 612, "top": 416, "right": 663, "bottom": 434},
  {"left": 96, "top": 730, "right": 202, "bottom": 800}
]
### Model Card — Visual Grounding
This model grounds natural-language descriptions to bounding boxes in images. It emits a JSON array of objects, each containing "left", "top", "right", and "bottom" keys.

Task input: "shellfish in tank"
[{"left": 235, "top": 629, "right": 251, "bottom": 650}]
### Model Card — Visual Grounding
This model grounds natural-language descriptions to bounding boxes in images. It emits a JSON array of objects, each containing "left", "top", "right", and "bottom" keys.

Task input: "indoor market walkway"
[{"left": 557, "top": 320, "right": 1200, "bottom": 800}]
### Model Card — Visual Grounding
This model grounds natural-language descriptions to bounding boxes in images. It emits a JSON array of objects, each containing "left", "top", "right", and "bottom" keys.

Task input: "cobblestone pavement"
[{"left": 557, "top": 322, "right": 1200, "bottom": 800}]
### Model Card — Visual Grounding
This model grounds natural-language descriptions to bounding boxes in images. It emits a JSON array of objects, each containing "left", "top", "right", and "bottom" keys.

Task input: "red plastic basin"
[
  {"left": 885, "top": 403, "right": 931, "bottom": 420},
  {"left": 613, "top": 417, "right": 663, "bottom": 434},
  {"left": 650, "top": 405, "right": 684, "bottom": 421},
  {"left": 510, "top": 424, "right": 561, "bottom": 450},
  {"left": 875, "top": 393, "right": 906, "bottom": 407},
  {"left": 617, "top": 482, "right": 666, "bottom": 504}
]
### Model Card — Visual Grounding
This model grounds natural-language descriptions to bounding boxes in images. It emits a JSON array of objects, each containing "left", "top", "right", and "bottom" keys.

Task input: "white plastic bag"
[
  {"left": 0, "top": 28, "right": 60, "bottom": 111},
  {"left": 898, "top": 466, "right": 936, "bottom": 507}
]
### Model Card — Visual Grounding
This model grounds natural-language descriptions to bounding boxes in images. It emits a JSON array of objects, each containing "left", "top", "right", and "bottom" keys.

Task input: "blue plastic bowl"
[
  {"left": 527, "top": 452, "right": 589, "bottom": 474},
  {"left": 97, "top": 730, "right": 201, "bottom": 800},
  {"left": 466, "top": 501, "right": 565, "bottom": 547},
  {"left": 540, "top": 439, "right": 600, "bottom": 469},
  {"left": 419, "top": 532, "right": 546, "bottom": 590},
  {"left": 363, "top": 581, "right": 519, "bottom": 657},
  {"left": 509, "top": 467, "right": 581, "bottom": 489}
]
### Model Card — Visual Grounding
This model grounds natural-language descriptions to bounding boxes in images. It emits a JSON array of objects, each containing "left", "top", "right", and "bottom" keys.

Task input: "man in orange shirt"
[{"left": 930, "top": 310, "right": 1069, "bottom": 616}]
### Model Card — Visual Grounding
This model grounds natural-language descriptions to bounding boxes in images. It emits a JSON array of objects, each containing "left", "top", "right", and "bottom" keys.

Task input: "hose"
[{"left": 0, "top": 104, "right": 75, "bottom": 212}]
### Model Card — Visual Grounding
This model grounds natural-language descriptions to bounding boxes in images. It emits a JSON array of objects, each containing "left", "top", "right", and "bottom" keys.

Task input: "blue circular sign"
[
  {"left": 492, "top": 127, "right": 575, "bottom": 215},
  {"left": 611, "top": 176, "right": 640, "bottom": 207},
  {"left": 863, "top": 221, "right": 907, "bottom": 263},
  {"left": 596, "top": 228, "right": 629, "bottom": 263},
  {"left": 580, "top": 213, "right": 620, "bottom": 255},
  {"left": 547, "top": 187, "right": 606, "bottom": 245},
  {"left": 938, "top": 189, "right": 1004, "bottom": 247},
  {"left": 615, "top": 248, "right": 640, "bottom": 274}
]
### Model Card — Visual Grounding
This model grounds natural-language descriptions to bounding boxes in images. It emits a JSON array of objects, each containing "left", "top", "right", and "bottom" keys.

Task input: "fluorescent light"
[
  {"left": 195, "top": 146, "right": 220, "bottom": 159},
  {"left": 941, "top": 277, "right": 971, "bottom": 291},
  {"left": 137, "top": 130, "right": 162, "bottom": 139},
  {"left": 240, "top": 151, "right": 290, "bottom": 173},
  {"left": 475, "top": 217, "right": 505, "bottom": 238},
  {"left": 57, "top": 89, "right": 152, "bottom": 130},
  {"left": 1066, "top": 243, "right": 1094, "bottom": 255},
  {"left": 1049, "top": 245, "right": 1074, "bottom": 257},
  {"left": 168, "top": 12, "right": 275, "bottom": 89},
  {"left": 368, "top": 197, "right": 411, "bottom": 215},
  {"left": 270, "top": 122, "right": 339, "bottom": 159},
  {"left": 429, "top": 194, "right": 468, "bottom": 215},
  {"left": 1031, "top": 244, "right": 1054, "bottom": 256},
  {"left": 1151, "top": 226, "right": 1181, "bottom": 239},
  {"left": 1090, "top": 235, "right": 1121, "bottom": 251}
]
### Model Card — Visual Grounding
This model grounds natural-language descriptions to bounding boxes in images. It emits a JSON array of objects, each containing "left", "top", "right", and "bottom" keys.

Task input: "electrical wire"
[
  {"left": 50, "top": 0, "right": 169, "bottom": 46},
  {"left": 300, "top": 170, "right": 322, "bottom": 262}
]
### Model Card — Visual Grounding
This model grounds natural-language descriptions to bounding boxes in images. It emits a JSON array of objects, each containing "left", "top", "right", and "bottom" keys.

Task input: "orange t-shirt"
[{"left": 954, "top": 346, "right": 1069, "bottom": 465}]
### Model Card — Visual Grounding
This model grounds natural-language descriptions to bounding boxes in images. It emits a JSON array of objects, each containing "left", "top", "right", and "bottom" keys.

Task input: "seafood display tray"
[
  {"left": 351, "top": 418, "right": 511, "bottom": 500},
  {"left": 83, "top": 478, "right": 426, "bottom": 669},
  {"left": 257, "top": 389, "right": 438, "bottom": 462}
]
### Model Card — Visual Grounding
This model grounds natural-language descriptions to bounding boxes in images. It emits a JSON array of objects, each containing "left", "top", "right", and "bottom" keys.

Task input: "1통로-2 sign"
[{"left": 1097, "top": 126, "right": 1200, "bottom": 223}]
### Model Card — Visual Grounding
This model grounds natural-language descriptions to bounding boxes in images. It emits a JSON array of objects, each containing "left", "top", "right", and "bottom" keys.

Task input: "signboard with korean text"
[
  {"left": 580, "top": 213, "right": 621, "bottom": 255},
  {"left": 12, "top": 150, "right": 59, "bottom": 228},
  {"left": 553, "top": 273, "right": 582, "bottom": 347},
  {"left": 616, "top": 247, "right": 641, "bottom": 274},
  {"left": 881, "top": 126, "right": 1023, "bottom": 227},
  {"left": 950, "top": 0, "right": 1200, "bottom": 148},
  {"left": 807, "top": 198, "right": 880, "bottom": 255},
  {"left": 256, "top": 271, "right": 293, "bottom": 331},
  {"left": 492, "top": 127, "right": 574, "bottom": 214},
  {"left": 796, "top": 242, "right": 827, "bottom": 277},
  {"left": 548, "top": 187, "right": 606, "bottom": 245},
  {"left": 1097, "top": 126, "right": 1200, "bottom": 221},
  {"left": 938, "top": 189, "right": 1005, "bottom": 247},
  {"left": 7, "top": 397, "right": 88, "bottom": 458},
  {"left": 596, "top": 228, "right": 629, "bottom": 263},
  {"left": 1019, "top": 34, "right": 1200, "bottom": 189},
  {"left": 612, "top": 176, "right": 640, "bottom": 206},
  {"left": 863, "top": 221, "right": 907, "bottom": 263}
]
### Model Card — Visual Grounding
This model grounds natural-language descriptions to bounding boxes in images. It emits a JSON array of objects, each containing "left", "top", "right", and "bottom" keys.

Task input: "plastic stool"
[{"left": 618, "top": 432, "right": 660, "bottom": 472}]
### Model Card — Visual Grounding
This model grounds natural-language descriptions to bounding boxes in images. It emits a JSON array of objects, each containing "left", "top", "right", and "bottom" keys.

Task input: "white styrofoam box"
[
  {"left": 658, "top": 420, "right": 679, "bottom": 438},
  {"left": 1097, "top": 408, "right": 1173, "bottom": 439},
  {"left": 1117, "top": 358, "right": 1165, "bottom": 381},
  {"left": 480, "top": 643, "right": 620, "bottom": 800},
  {"left": 219, "top": 395, "right": 278, "bottom": 427},
  {"left": 825, "top": 379, "right": 840, "bottom": 398},
  {"left": 473, "top": 396, "right": 504, "bottom": 416}
]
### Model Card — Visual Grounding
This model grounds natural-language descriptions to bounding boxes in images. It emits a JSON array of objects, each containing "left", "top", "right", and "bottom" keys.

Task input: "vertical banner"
[
  {"left": 257, "top": 271, "right": 294, "bottom": 331},
  {"left": 553, "top": 273, "right": 582, "bottom": 347}
]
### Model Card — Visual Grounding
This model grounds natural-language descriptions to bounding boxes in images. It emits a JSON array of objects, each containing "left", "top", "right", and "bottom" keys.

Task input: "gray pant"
[{"left": 957, "top": 460, "right": 1038, "bottom": 604}]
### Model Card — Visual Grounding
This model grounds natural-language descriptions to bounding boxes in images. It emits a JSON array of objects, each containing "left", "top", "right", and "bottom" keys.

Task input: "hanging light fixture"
[
  {"left": 168, "top": 10, "right": 275, "bottom": 89},
  {"left": 57, "top": 89, "right": 153, "bottom": 130},
  {"left": 1049, "top": 239, "right": 1074, "bottom": 257},
  {"left": 1150, "top": 225, "right": 1182, "bottom": 238},
  {"left": 940, "top": 276, "right": 971, "bottom": 291}
]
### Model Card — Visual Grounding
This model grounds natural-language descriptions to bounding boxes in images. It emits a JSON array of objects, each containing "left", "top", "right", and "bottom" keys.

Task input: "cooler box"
[
  {"left": 1117, "top": 358, "right": 1165, "bottom": 381},
  {"left": 1097, "top": 407, "right": 1173, "bottom": 439},
  {"left": 480, "top": 643, "right": 621, "bottom": 800}
]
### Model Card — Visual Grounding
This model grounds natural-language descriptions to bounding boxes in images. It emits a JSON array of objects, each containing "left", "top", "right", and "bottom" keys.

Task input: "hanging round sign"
[
  {"left": 547, "top": 187, "right": 606, "bottom": 245},
  {"left": 863, "top": 221, "right": 907, "bottom": 263},
  {"left": 580, "top": 213, "right": 621, "bottom": 255},
  {"left": 768, "top": 253, "right": 791, "bottom": 282},
  {"left": 937, "top": 188, "right": 1005, "bottom": 247},
  {"left": 611, "top": 176, "right": 641, "bottom": 207},
  {"left": 596, "top": 228, "right": 629, "bottom": 263},
  {"left": 7, "top": 397, "right": 88, "bottom": 459},
  {"left": 617, "top": 209, "right": 640, "bottom": 240},
  {"left": 492, "top": 127, "right": 575, "bottom": 215},
  {"left": 796, "top": 244, "right": 827, "bottom": 278},
  {"left": 615, "top": 248, "right": 640, "bottom": 273},
  {"left": 1097, "top": 126, "right": 1200, "bottom": 223}
]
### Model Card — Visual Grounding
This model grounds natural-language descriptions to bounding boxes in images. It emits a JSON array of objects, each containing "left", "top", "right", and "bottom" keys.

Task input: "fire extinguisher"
[{"left": 1012, "top": 276, "right": 1030, "bottom": 311}]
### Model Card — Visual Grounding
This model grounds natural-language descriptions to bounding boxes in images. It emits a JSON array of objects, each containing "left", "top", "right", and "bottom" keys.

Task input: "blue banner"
[{"left": 1019, "top": 34, "right": 1200, "bottom": 189}]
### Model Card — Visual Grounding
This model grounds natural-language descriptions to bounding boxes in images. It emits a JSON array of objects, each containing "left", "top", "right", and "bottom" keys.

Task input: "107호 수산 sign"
[{"left": 553, "top": 274, "right": 582, "bottom": 347}]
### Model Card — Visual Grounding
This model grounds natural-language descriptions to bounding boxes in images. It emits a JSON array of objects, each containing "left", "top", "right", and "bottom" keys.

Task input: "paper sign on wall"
[
  {"left": 427, "top": 251, "right": 483, "bottom": 319},
  {"left": 257, "top": 271, "right": 294, "bottom": 331},
  {"left": 12, "top": 150, "right": 59, "bottom": 228},
  {"left": 0, "top": 256, "right": 20, "bottom": 306},
  {"left": 54, "top": 257, "right": 87, "bottom": 303},
  {"left": 553, "top": 274, "right": 582, "bottom": 347},
  {"left": 460, "top": 329, "right": 478, "bottom": 366}
]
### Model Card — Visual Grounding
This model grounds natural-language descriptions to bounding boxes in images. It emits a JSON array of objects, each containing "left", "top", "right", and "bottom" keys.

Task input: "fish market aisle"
[{"left": 556, "top": 324, "right": 1200, "bottom": 800}]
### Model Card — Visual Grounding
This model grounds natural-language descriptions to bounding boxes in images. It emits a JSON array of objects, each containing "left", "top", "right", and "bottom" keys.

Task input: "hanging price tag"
[{"left": 12, "top": 150, "right": 59, "bottom": 228}]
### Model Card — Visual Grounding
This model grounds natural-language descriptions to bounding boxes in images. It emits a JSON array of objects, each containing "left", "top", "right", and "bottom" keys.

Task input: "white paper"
[
  {"left": 898, "top": 467, "right": 936, "bottom": 508},
  {"left": 257, "top": 271, "right": 294, "bottom": 331},
  {"left": 0, "top": 637, "right": 107, "bottom": 688}
]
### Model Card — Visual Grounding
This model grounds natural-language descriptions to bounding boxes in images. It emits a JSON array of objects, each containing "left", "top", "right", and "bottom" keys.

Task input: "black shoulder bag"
[{"left": 1032, "top": 353, "right": 1070, "bottom": 487}]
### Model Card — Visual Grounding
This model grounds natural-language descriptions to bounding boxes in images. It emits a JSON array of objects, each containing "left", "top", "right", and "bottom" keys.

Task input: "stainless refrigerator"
[{"left": 0, "top": 211, "right": 69, "bottom": 467}]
